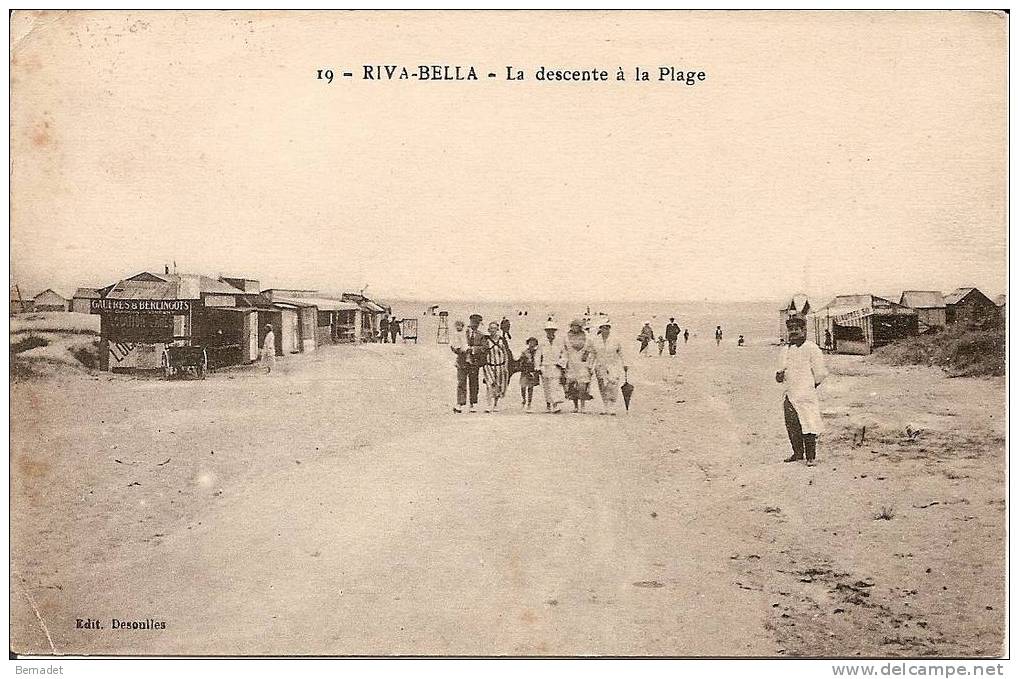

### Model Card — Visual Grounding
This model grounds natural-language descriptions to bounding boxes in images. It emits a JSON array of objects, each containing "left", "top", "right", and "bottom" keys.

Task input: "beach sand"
[{"left": 10, "top": 312, "right": 1005, "bottom": 656}]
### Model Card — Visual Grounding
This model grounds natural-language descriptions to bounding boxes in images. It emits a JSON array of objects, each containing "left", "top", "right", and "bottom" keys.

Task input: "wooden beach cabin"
[
  {"left": 94, "top": 271, "right": 259, "bottom": 371},
  {"left": 899, "top": 291, "right": 947, "bottom": 334},
  {"left": 811, "top": 294, "right": 918, "bottom": 355},
  {"left": 71, "top": 287, "right": 101, "bottom": 314},
  {"left": 33, "top": 289, "right": 69, "bottom": 312},
  {"left": 944, "top": 287, "right": 998, "bottom": 329}
]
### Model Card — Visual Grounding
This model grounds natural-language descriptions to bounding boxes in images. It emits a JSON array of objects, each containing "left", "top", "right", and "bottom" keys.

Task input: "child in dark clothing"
[{"left": 518, "top": 337, "right": 540, "bottom": 411}]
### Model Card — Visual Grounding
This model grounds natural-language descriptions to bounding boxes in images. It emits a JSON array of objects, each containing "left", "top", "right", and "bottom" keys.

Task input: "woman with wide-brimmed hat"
[
  {"left": 590, "top": 316, "right": 629, "bottom": 415},
  {"left": 562, "top": 318, "right": 595, "bottom": 413}
]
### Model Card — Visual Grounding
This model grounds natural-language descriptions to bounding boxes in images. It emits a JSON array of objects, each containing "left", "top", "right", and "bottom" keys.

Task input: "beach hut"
[
  {"left": 94, "top": 271, "right": 259, "bottom": 371},
  {"left": 71, "top": 287, "right": 101, "bottom": 314},
  {"left": 944, "top": 287, "right": 998, "bottom": 329},
  {"left": 811, "top": 294, "right": 918, "bottom": 355},
  {"left": 33, "top": 289, "right": 69, "bottom": 312},
  {"left": 778, "top": 294, "right": 811, "bottom": 343},
  {"left": 342, "top": 292, "right": 390, "bottom": 342},
  {"left": 899, "top": 291, "right": 947, "bottom": 334}
]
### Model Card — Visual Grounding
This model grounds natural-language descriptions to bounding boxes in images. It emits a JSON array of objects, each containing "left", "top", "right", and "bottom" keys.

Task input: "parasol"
[{"left": 621, "top": 367, "right": 634, "bottom": 411}]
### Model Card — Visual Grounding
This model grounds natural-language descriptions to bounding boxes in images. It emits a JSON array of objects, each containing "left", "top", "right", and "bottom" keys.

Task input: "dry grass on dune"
[{"left": 872, "top": 326, "right": 1005, "bottom": 377}]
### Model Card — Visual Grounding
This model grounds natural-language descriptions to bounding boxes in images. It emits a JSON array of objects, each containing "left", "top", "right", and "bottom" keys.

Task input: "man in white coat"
[
  {"left": 776, "top": 315, "right": 828, "bottom": 466},
  {"left": 537, "top": 319, "right": 565, "bottom": 414}
]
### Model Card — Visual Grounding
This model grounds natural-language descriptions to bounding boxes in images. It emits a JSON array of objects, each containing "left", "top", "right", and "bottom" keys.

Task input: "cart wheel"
[
  {"left": 161, "top": 351, "right": 171, "bottom": 380},
  {"left": 199, "top": 350, "right": 208, "bottom": 379}
]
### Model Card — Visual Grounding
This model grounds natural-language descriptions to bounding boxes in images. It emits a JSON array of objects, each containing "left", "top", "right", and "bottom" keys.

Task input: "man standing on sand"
[
  {"left": 450, "top": 320, "right": 468, "bottom": 413},
  {"left": 380, "top": 315, "right": 390, "bottom": 344},
  {"left": 665, "top": 317, "right": 681, "bottom": 356},
  {"left": 390, "top": 317, "right": 401, "bottom": 344},
  {"left": 776, "top": 315, "right": 828, "bottom": 467},
  {"left": 464, "top": 313, "right": 487, "bottom": 412},
  {"left": 684, "top": 328, "right": 689, "bottom": 344},
  {"left": 715, "top": 326, "right": 723, "bottom": 346}
]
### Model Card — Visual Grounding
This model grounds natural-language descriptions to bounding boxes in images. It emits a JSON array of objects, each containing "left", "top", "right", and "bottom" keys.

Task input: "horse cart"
[{"left": 161, "top": 344, "right": 209, "bottom": 380}]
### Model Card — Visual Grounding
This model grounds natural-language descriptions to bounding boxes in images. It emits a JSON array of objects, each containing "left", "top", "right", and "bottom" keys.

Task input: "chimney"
[{"left": 164, "top": 264, "right": 169, "bottom": 275}]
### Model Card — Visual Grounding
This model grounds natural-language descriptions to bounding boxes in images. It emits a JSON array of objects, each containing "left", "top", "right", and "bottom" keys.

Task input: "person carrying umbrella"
[
  {"left": 637, "top": 322, "right": 655, "bottom": 355},
  {"left": 590, "top": 316, "right": 629, "bottom": 415}
]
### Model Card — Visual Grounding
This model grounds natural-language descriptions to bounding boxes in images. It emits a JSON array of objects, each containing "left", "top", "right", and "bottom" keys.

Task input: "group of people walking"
[
  {"left": 450, "top": 314, "right": 630, "bottom": 415},
  {"left": 638, "top": 317, "right": 690, "bottom": 355}
]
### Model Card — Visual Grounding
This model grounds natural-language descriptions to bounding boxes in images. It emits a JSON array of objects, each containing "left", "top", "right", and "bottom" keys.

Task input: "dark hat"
[
  {"left": 469, "top": 313, "right": 482, "bottom": 321},
  {"left": 526, "top": 336, "right": 538, "bottom": 344}
]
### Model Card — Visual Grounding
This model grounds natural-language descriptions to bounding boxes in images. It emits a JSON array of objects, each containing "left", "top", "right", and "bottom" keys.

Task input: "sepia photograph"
[{"left": 8, "top": 9, "right": 1008, "bottom": 664}]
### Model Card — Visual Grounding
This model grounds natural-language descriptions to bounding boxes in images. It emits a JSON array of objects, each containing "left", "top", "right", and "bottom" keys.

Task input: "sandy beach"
[{"left": 10, "top": 310, "right": 1005, "bottom": 657}]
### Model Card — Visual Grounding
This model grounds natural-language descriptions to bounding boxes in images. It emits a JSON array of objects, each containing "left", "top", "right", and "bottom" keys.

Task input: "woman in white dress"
[{"left": 590, "top": 317, "right": 629, "bottom": 415}]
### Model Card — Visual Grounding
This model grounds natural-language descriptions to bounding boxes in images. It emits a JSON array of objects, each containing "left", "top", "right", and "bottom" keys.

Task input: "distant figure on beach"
[
  {"left": 684, "top": 328, "right": 689, "bottom": 344},
  {"left": 776, "top": 316, "right": 828, "bottom": 467},
  {"left": 538, "top": 320, "right": 565, "bottom": 413},
  {"left": 738, "top": 335, "right": 745, "bottom": 347},
  {"left": 591, "top": 317, "right": 628, "bottom": 415},
  {"left": 656, "top": 336, "right": 666, "bottom": 356},
  {"left": 563, "top": 319, "right": 594, "bottom": 413},
  {"left": 450, "top": 320, "right": 468, "bottom": 413},
  {"left": 517, "top": 337, "right": 540, "bottom": 411},
  {"left": 390, "top": 317, "right": 401, "bottom": 343},
  {"left": 715, "top": 326, "right": 723, "bottom": 346},
  {"left": 260, "top": 324, "right": 276, "bottom": 374},
  {"left": 637, "top": 322, "right": 655, "bottom": 355},
  {"left": 380, "top": 315, "right": 390, "bottom": 343},
  {"left": 824, "top": 329, "right": 833, "bottom": 352},
  {"left": 482, "top": 321, "right": 512, "bottom": 412},
  {"left": 500, "top": 316, "right": 512, "bottom": 340},
  {"left": 463, "top": 314, "right": 487, "bottom": 412},
  {"left": 665, "top": 318, "right": 681, "bottom": 356}
]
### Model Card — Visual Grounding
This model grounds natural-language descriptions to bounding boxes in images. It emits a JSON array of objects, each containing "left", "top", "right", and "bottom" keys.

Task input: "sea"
[{"left": 387, "top": 299, "right": 780, "bottom": 353}]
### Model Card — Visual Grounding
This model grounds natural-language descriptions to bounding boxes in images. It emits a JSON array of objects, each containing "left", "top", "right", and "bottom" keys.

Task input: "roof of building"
[
  {"left": 900, "top": 291, "right": 945, "bottom": 309},
  {"left": 72, "top": 287, "right": 101, "bottom": 299},
  {"left": 341, "top": 292, "right": 389, "bottom": 313},
  {"left": 106, "top": 272, "right": 248, "bottom": 300},
  {"left": 105, "top": 278, "right": 178, "bottom": 300},
  {"left": 944, "top": 287, "right": 978, "bottom": 305},
  {"left": 272, "top": 297, "right": 359, "bottom": 311},
  {"left": 780, "top": 293, "right": 810, "bottom": 313},
  {"left": 813, "top": 294, "right": 914, "bottom": 318},
  {"left": 33, "top": 288, "right": 68, "bottom": 303}
]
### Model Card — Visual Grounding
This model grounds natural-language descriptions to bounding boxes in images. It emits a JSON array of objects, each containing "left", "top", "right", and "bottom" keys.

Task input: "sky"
[{"left": 10, "top": 10, "right": 1008, "bottom": 304}]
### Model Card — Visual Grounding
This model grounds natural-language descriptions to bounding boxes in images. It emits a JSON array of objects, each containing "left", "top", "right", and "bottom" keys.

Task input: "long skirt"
[
  {"left": 483, "top": 362, "right": 510, "bottom": 399},
  {"left": 595, "top": 367, "right": 620, "bottom": 403},
  {"left": 541, "top": 370, "right": 565, "bottom": 405},
  {"left": 565, "top": 378, "right": 592, "bottom": 402}
]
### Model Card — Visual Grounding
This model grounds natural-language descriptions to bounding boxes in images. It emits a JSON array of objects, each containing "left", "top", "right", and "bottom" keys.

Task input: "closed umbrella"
[{"left": 621, "top": 367, "right": 635, "bottom": 411}]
